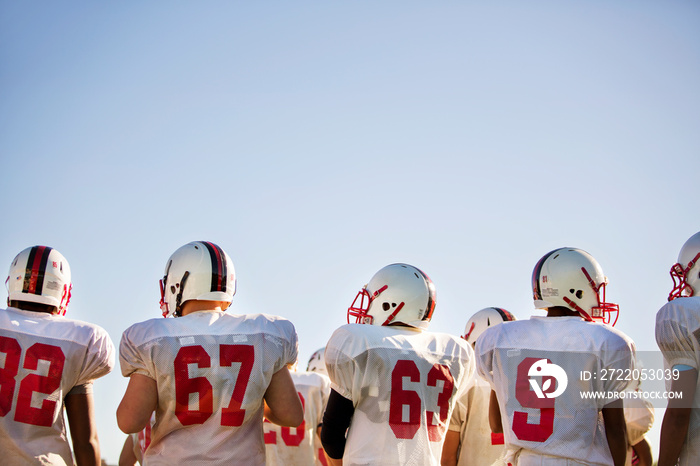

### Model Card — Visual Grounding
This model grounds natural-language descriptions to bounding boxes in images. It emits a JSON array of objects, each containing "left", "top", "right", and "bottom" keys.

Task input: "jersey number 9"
[{"left": 512, "top": 357, "right": 555, "bottom": 442}]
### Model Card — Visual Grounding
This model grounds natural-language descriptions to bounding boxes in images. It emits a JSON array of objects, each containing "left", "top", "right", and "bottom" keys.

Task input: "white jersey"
[
  {"left": 448, "top": 376, "right": 505, "bottom": 466},
  {"left": 264, "top": 371, "right": 331, "bottom": 466},
  {"left": 623, "top": 394, "right": 654, "bottom": 466},
  {"left": 325, "top": 324, "right": 475, "bottom": 466},
  {"left": 120, "top": 311, "right": 298, "bottom": 466},
  {"left": 476, "top": 316, "right": 635, "bottom": 466},
  {"left": 0, "top": 306, "right": 115, "bottom": 466},
  {"left": 623, "top": 394, "right": 654, "bottom": 447},
  {"left": 655, "top": 296, "right": 700, "bottom": 466}
]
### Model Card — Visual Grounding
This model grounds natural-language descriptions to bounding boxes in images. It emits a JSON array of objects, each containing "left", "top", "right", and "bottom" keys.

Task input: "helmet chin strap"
[
  {"left": 381, "top": 302, "right": 405, "bottom": 326},
  {"left": 174, "top": 271, "right": 190, "bottom": 317},
  {"left": 463, "top": 322, "right": 476, "bottom": 341},
  {"left": 562, "top": 297, "right": 593, "bottom": 322}
]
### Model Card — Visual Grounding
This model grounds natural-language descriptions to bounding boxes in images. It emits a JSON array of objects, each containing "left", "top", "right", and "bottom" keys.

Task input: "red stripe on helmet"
[
  {"left": 413, "top": 267, "right": 436, "bottom": 322},
  {"left": 532, "top": 249, "right": 560, "bottom": 301},
  {"left": 201, "top": 241, "right": 226, "bottom": 293},
  {"left": 23, "top": 246, "right": 52, "bottom": 295},
  {"left": 493, "top": 307, "right": 516, "bottom": 322}
]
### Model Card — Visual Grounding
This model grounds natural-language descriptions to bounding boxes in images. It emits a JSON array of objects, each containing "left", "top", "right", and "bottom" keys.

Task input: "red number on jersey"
[
  {"left": 174, "top": 344, "right": 254, "bottom": 426},
  {"left": 264, "top": 392, "right": 306, "bottom": 446},
  {"left": 16, "top": 343, "right": 65, "bottom": 426},
  {"left": 280, "top": 392, "right": 306, "bottom": 446},
  {"left": 0, "top": 336, "right": 21, "bottom": 417},
  {"left": 263, "top": 419, "right": 277, "bottom": 444},
  {"left": 220, "top": 344, "right": 254, "bottom": 426},
  {"left": 174, "top": 345, "right": 213, "bottom": 425},
  {"left": 512, "top": 357, "right": 555, "bottom": 442},
  {"left": 390, "top": 360, "right": 422, "bottom": 439},
  {"left": 0, "top": 336, "right": 65, "bottom": 427},
  {"left": 426, "top": 364, "right": 454, "bottom": 441},
  {"left": 389, "top": 359, "right": 455, "bottom": 441}
]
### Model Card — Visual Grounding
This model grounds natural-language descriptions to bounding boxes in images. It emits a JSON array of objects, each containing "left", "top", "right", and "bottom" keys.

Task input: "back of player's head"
[
  {"left": 6, "top": 246, "right": 72, "bottom": 315},
  {"left": 463, "top": 307, "right": 516, "bottom": 346},
  {"left": 159, "top": 241, "right": 236, "bottom": 318},
  {"left": 668, "top": 231, "right": 700, "bottom": 301},
  {"left": 532, "top": 247, "right": 618, "bottom": 325},
  {"left": 347, "top": 263, "right": 436, "bottom": 330},
  {"left": 307, "top": 347, "right": 327, "bottom": 375}
]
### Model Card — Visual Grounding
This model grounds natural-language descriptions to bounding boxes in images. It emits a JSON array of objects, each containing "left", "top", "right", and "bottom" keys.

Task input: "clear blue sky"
[{"left": 1, "top": 1, "right": 698, "bottom": 463}]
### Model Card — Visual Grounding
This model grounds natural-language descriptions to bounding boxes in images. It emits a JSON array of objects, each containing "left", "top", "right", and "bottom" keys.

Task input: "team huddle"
[{"left": 1, "top": 233, "right": 700, "bottom": 466}]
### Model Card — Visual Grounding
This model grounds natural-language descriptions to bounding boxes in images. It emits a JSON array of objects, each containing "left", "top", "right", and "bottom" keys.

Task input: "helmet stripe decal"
[
  {"left": 532, "top": 249, "right": 559, "bottom": 301},
  {"left": 414, "top": 266, "right": 436, "bottom": 322},
  {"left": 201, "top": 241, "right": 227, "bottom": 293},
  {"left": 23, "top": 246, "right": 53, "bottom": 295},
  {"left": 493, "top": 307, "right": 516, "bottom": 322}
]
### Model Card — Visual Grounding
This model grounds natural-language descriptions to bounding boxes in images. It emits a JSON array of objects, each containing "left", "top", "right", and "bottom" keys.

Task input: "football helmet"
[
  {"left": 463, "top": 307, "right": 516, "bottom": 346},
  {"left": 532, "top": 247, "right": 619, "bottom": 325},
  {"left": 347, "top": 263, "right": 436, "bottom": 329},
  {"left": 668, "top": 231, "right": 700, "bottom": 301},
  {"left": 6, "top": 246, "right": 72, "bottom": 315},
  {"left": 159, "top": 241, "right": 236, "bottom": 317},
  {"left": 306, "top": 347, "right": 327, "bottom": 376}
]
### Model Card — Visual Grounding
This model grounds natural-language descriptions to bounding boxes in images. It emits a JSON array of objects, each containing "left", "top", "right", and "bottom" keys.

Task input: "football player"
[
  {"left": 307, "top": 346, "right": 328, "bottom": 376},
  {"left": 622, "top": 380, "right": 654, "bottom": 466},
  {"left": 264, "top": 359, "right": 332, "bottom": 465},
  {"left": 306, "top": 347, "right": 332, "bottom": 464},
  {"left": 656, "top": 231, "right": 700, "bottom": 466},
  {"left": 117, "top": 241, "right": 303, "bottom": 465},
  {"left": 476, "top": 248, "right": 635, "bottom": 466},
  {"left": 0, "top": 246, "right": 115, "bottom": 465},
  {"left": 441, "top": 307, "right": 516, "bottom": 466},
  {"left": 321, "top": 263, "right": 475, "bottom": 466}
]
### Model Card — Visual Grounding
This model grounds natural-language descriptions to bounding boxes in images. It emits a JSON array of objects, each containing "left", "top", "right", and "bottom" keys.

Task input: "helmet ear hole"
[
  {"left": 382, "top": 302, "right": 391, "bottom": 311},
  {"left": 576, "top": 290, "right": 584, "bottom": 299}
]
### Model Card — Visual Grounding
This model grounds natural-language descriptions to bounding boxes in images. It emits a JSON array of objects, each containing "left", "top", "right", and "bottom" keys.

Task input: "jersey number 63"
[{"left": 389, "top": 359, "right": 454, "bottom": 441}]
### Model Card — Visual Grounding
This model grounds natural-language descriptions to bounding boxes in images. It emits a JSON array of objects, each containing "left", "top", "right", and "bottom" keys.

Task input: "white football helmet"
[
  {"left": 6, "top": 246, "right": 72, "bottom": 315},
  {"left": 463, "top": 307, "right": 516, "bottom": 346},
  {"left": 532, "top": 248, "right": 619, "bottom": 325},
  {"left": 159, "top": 241, "right": 236, "bottom": 317},
  {"left": 347, "top": 263, "right": 436, "bottom": 330},
  {"left": 668, "top": 231, "right": 700, "bottom": 301},
  {"left": 306, "top": 347, "right": 327, "bottom": 376}
]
